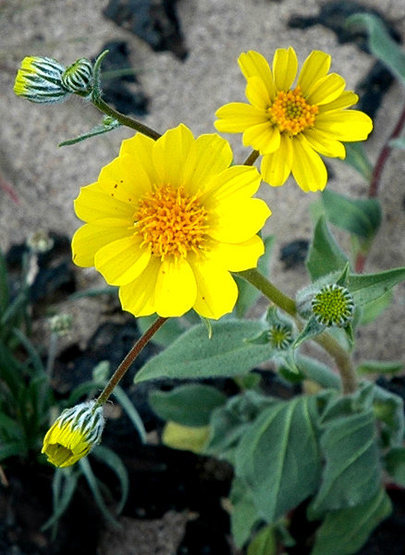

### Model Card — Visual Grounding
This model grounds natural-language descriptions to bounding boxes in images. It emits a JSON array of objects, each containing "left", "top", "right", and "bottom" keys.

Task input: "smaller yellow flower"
[
  {"left": 215, "top": 47, "right": 373, "bottom": 192},
  {"left": 42, "top": 401, "right": 104, "bottom": 468},
  {"left": 14, "top": 56, "right": 68, "bottom": 103}
]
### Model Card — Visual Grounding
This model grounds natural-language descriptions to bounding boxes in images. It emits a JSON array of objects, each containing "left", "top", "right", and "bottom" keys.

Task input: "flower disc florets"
[
  {"left": 72, "top": 124, "right": 271, "bottom": 319},
  {"left": 215, "top": 47, "right": 373, "bottom": 192},
  {"left": 268, "top": 323, "right": 293, "bottom": 350},
  {"left": 42, "top": 401, "right": 104, "bottom": 468},
  {"left": 311, "top": 284, "right": 354, "bottom": 327}
]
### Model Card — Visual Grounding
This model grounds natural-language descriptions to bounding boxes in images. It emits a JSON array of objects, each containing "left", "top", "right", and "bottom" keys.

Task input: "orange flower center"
[
  {"left": 268, "top": 86, "right": 318, "bottom": 136},
  {"left": 134, "top": 185, "right": 209, "bottom": 260}
]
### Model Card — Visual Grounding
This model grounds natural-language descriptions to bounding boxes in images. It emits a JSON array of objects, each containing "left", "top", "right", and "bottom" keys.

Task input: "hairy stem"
[{"left": 96, "top": 317, "right": 168, "bottom": 406}]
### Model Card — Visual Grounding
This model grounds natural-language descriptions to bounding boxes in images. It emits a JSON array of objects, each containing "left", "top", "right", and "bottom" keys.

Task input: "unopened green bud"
[
  {"left": 62, "top": 58, "right": 93, "bottom": 94},
  {"left": 311, "top": 284, "right": 354, "bottom": 327},
  {"left": 268, "top": 323, "right": 293, "bottom": 350},
  {"left": 48, "top": 313, "right": 73, "bottom": 337},
  {"left": 42, "top": 401, "right": 104, "bottom": 467},
  {"left": 14, "top": 56, "right": 68, "bottom": 103}
]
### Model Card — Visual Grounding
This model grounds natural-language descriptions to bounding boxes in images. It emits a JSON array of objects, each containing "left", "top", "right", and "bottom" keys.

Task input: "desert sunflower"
[
  {"left": 215, "top": 47, "right": 373, "bottom": 192},
  {"left": 72, "top": 124, "right": 270, "bottom": 319}
]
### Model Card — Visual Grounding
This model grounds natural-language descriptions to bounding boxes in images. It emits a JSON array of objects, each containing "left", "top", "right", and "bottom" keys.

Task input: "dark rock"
[
  {"left": 280, "top": 239, "right": 309, "bottom": 269},
  {"left": 95, "top": 41, "right": 149, "bottom": 116},
  {"left": 103, "top": 0, "right": 188, "bottom": 60}
]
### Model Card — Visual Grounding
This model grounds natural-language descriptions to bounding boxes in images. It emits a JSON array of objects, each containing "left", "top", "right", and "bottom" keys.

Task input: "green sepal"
[
  {"left": 293, "top": 316, "right": 325, "bottom": 348},
  {"left": 59, "top": 116, "right": 120, "bottom": 146}
]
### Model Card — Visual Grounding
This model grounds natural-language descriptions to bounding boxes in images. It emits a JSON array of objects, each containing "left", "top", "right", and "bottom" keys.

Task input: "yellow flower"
[
  {"left": 72, "top": 124, "right": 270, "bottom": 319},
  {"left": 14, "top": 56, "right": 68, "bottom": 103},
  {"left": 42, "top": 401, "right": 104, "bottom": 468},
  {"left": 215, "top": 48, "right": 373, "bottom": 192}
]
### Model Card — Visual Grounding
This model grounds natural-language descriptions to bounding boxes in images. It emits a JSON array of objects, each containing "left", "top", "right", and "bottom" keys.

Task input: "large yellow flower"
[
  {"left": 215, "top": 48, "right": 373, "bottom": 192},
  {"left": 72, "top": 124, "right": 270, "bottom": 319}
]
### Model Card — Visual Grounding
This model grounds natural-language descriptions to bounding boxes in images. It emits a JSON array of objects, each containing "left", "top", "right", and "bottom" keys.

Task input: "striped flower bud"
[
  {"left": 14, "top": 56, "right": 68, "bottom": 103},
  {"left": 61, "top": 58, "right": 93, "bottom": 94},
  {"left": 42, "top": 401, "right": 104, "bottom": 467},
  {"left": 311, "top": 284, "right": 354, "bottom": 327}
]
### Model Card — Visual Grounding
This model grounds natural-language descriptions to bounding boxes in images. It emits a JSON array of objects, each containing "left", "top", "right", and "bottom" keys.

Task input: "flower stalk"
[{"left": 95, "top": 316, "right": 168, "bottom": 406}]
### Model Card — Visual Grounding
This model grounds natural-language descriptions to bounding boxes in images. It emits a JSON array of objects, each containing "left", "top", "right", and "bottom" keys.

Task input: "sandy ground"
[{"left": 1, "top": 0, "right": 405, "bottom": 550}]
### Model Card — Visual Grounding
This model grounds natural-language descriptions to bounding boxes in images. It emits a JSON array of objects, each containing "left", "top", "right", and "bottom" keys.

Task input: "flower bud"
[
  {"left": 14, "top": 56, "right": 68, "bottom": 103},
  {"left": 61, "top": 58, "right": 93, "bottom": 94},
  {"left": 311, "top": 284, "right": 354, "bottom": 327},
  {"left": 48, "top": 313, "right": 73, "bottom": 337},
  {"left": 42, "top": 401, "right": 104, "bottom": 467},
  {"left": 268, "top": 323, "right": 293, "bottom": 350}
]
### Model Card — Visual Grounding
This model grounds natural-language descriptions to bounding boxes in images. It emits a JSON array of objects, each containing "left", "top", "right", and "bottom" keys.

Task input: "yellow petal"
[
  {"left": 209, "top": 235, "right": 266, "bottom": 271},
  {"left": 74, "top": 183, "right": 134, "bottom": 222},
  {"left": 260, "top": 134, "right": 292, "bottom": 187},
  {"left": 306, "top": 73, "right": 346, "bottom": 106},
  {"left": 238, "top": 50, "right": 275, "bottom": 100},
  {"left": 154, "top": 257, "right": 197, "bottom": 317},
  {"left": 304, "top": 127, "right": 346, "bottom": 159},
  {"left": 290, "top": 135, "right": 327, "bottom": 192},
  {"left": 272, "top": 47, "right": 298, "bottom": 91},
  {"left": 297, "top": 51, "right": 331, "bottom": 96},
  {"left": 316, "top": 110, "right": 373, "bottom": 141},
  {"left": 182, "top": 133, "right": 233, "bottom": 195},
  {"left": 190, "top": 257, "right": 238, "bottom": 319},
  {"left": 242, "top": 121, "right": 280, "bottom": 154},
  {"left": 97, "top": 155, "right": 152, "bottom": 205},
  {"left": 319, "top": 91, "right": 359, "bottom": 113},
  {"left": 202, "top": 165, "right": 262, "bottom": 205},
  {"left": 72, "top": 220, "right": 133, "bottom": 267},
  {"left": 119, "top": 258, "right": 161, "bottom": 316},
  {"left": 152, "top": 124, "right": 195, "bottom": 186},
  {"left": 95, "top": 236, "right": 151, "bottom": 285},
  {"left": 209, "top": 198, "right": 270, "bottom": 243},
  {"left": 215, "top": 102, "right": 268, "bottom": 133},
  {"left": 245, "top": 76, "right": 272, "bottom": 109}
]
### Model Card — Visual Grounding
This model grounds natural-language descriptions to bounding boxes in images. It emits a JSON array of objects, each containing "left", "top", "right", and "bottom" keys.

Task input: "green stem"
[
  {"left": 91, "top": 96, "right": 161, "bottom": 141},
  {"left": 237, "top": 268, "right": 297, "bottom": 316},
  {"left": 237, "top": 268, "right": 357, "bottom": 394},
  {"left": 95, "top": 316, "right": 168, "bottom": 406}
]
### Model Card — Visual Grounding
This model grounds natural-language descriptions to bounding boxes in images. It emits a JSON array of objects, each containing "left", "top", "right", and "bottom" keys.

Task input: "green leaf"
[
  {"left": 149, "top": 384, "right": 227, "bottom": 427},
  {"left": 296, "top": 355, "right": 340, "bottom": 390},
  {"left": 235, "top": 235, "right": 275, "bottom": 317},
  {"left": 343, "top": 142, "right": 373, "bottom": 181},
  {"left": 58, "top": 117, "right": 120, "bottom": 147},
  {"left": 229, "top": 477, "right": 261, "bottom": 548},
  {"left": 137, "top": 315, "right": 190, "bottom": 348},
  {"left": 347, "top": 267, "right": 405, "bottom": 307},
  {"left": 385, "top": 447, "right": 405, "bottom": 486},
  {"left": 235, "top": 396, "right": 321, "bottom": 523},
  {"left": 358, "top": 288, "right": 393, "bottom": 325},
  {"left": 310, "top": 397, "right": 380, "bottom": 514},
  {"left": 206, "top": 391, "right": 276, "bottom": 464},
  {"left": 0, "top": 439, "right": 26, "bottom": 461},
  {"left": 91, "top": 445, "right": 129, "bottom": 514},
  {"left": 247, "top": 524, "right": 277, "bottom": 555},
  {"left": 42, "top": 469, "right": 79, "bottom": 531},
  {"left": 311, "top": 487, "right": 392, "bottom": 555},
  {"left": 357, "top": 360, "right": 405, "bottom": 376},
  {"left": 78, "top": 458, "right": 118, "bottom": 525},
  {"left": 321, "top": 189, "right": 381, "bottom": 239},
  {"left": 135, "top": 320, "right": 276, "bottom": 383},
  {"left": 306, "top": 217, "right": 349, "bottom": 281},
  {"left": 346, "top": 13, "right": 405, "bottom": 86},
  {"left": 113, "top": 385, "right": 147, "bottom": 443}
]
